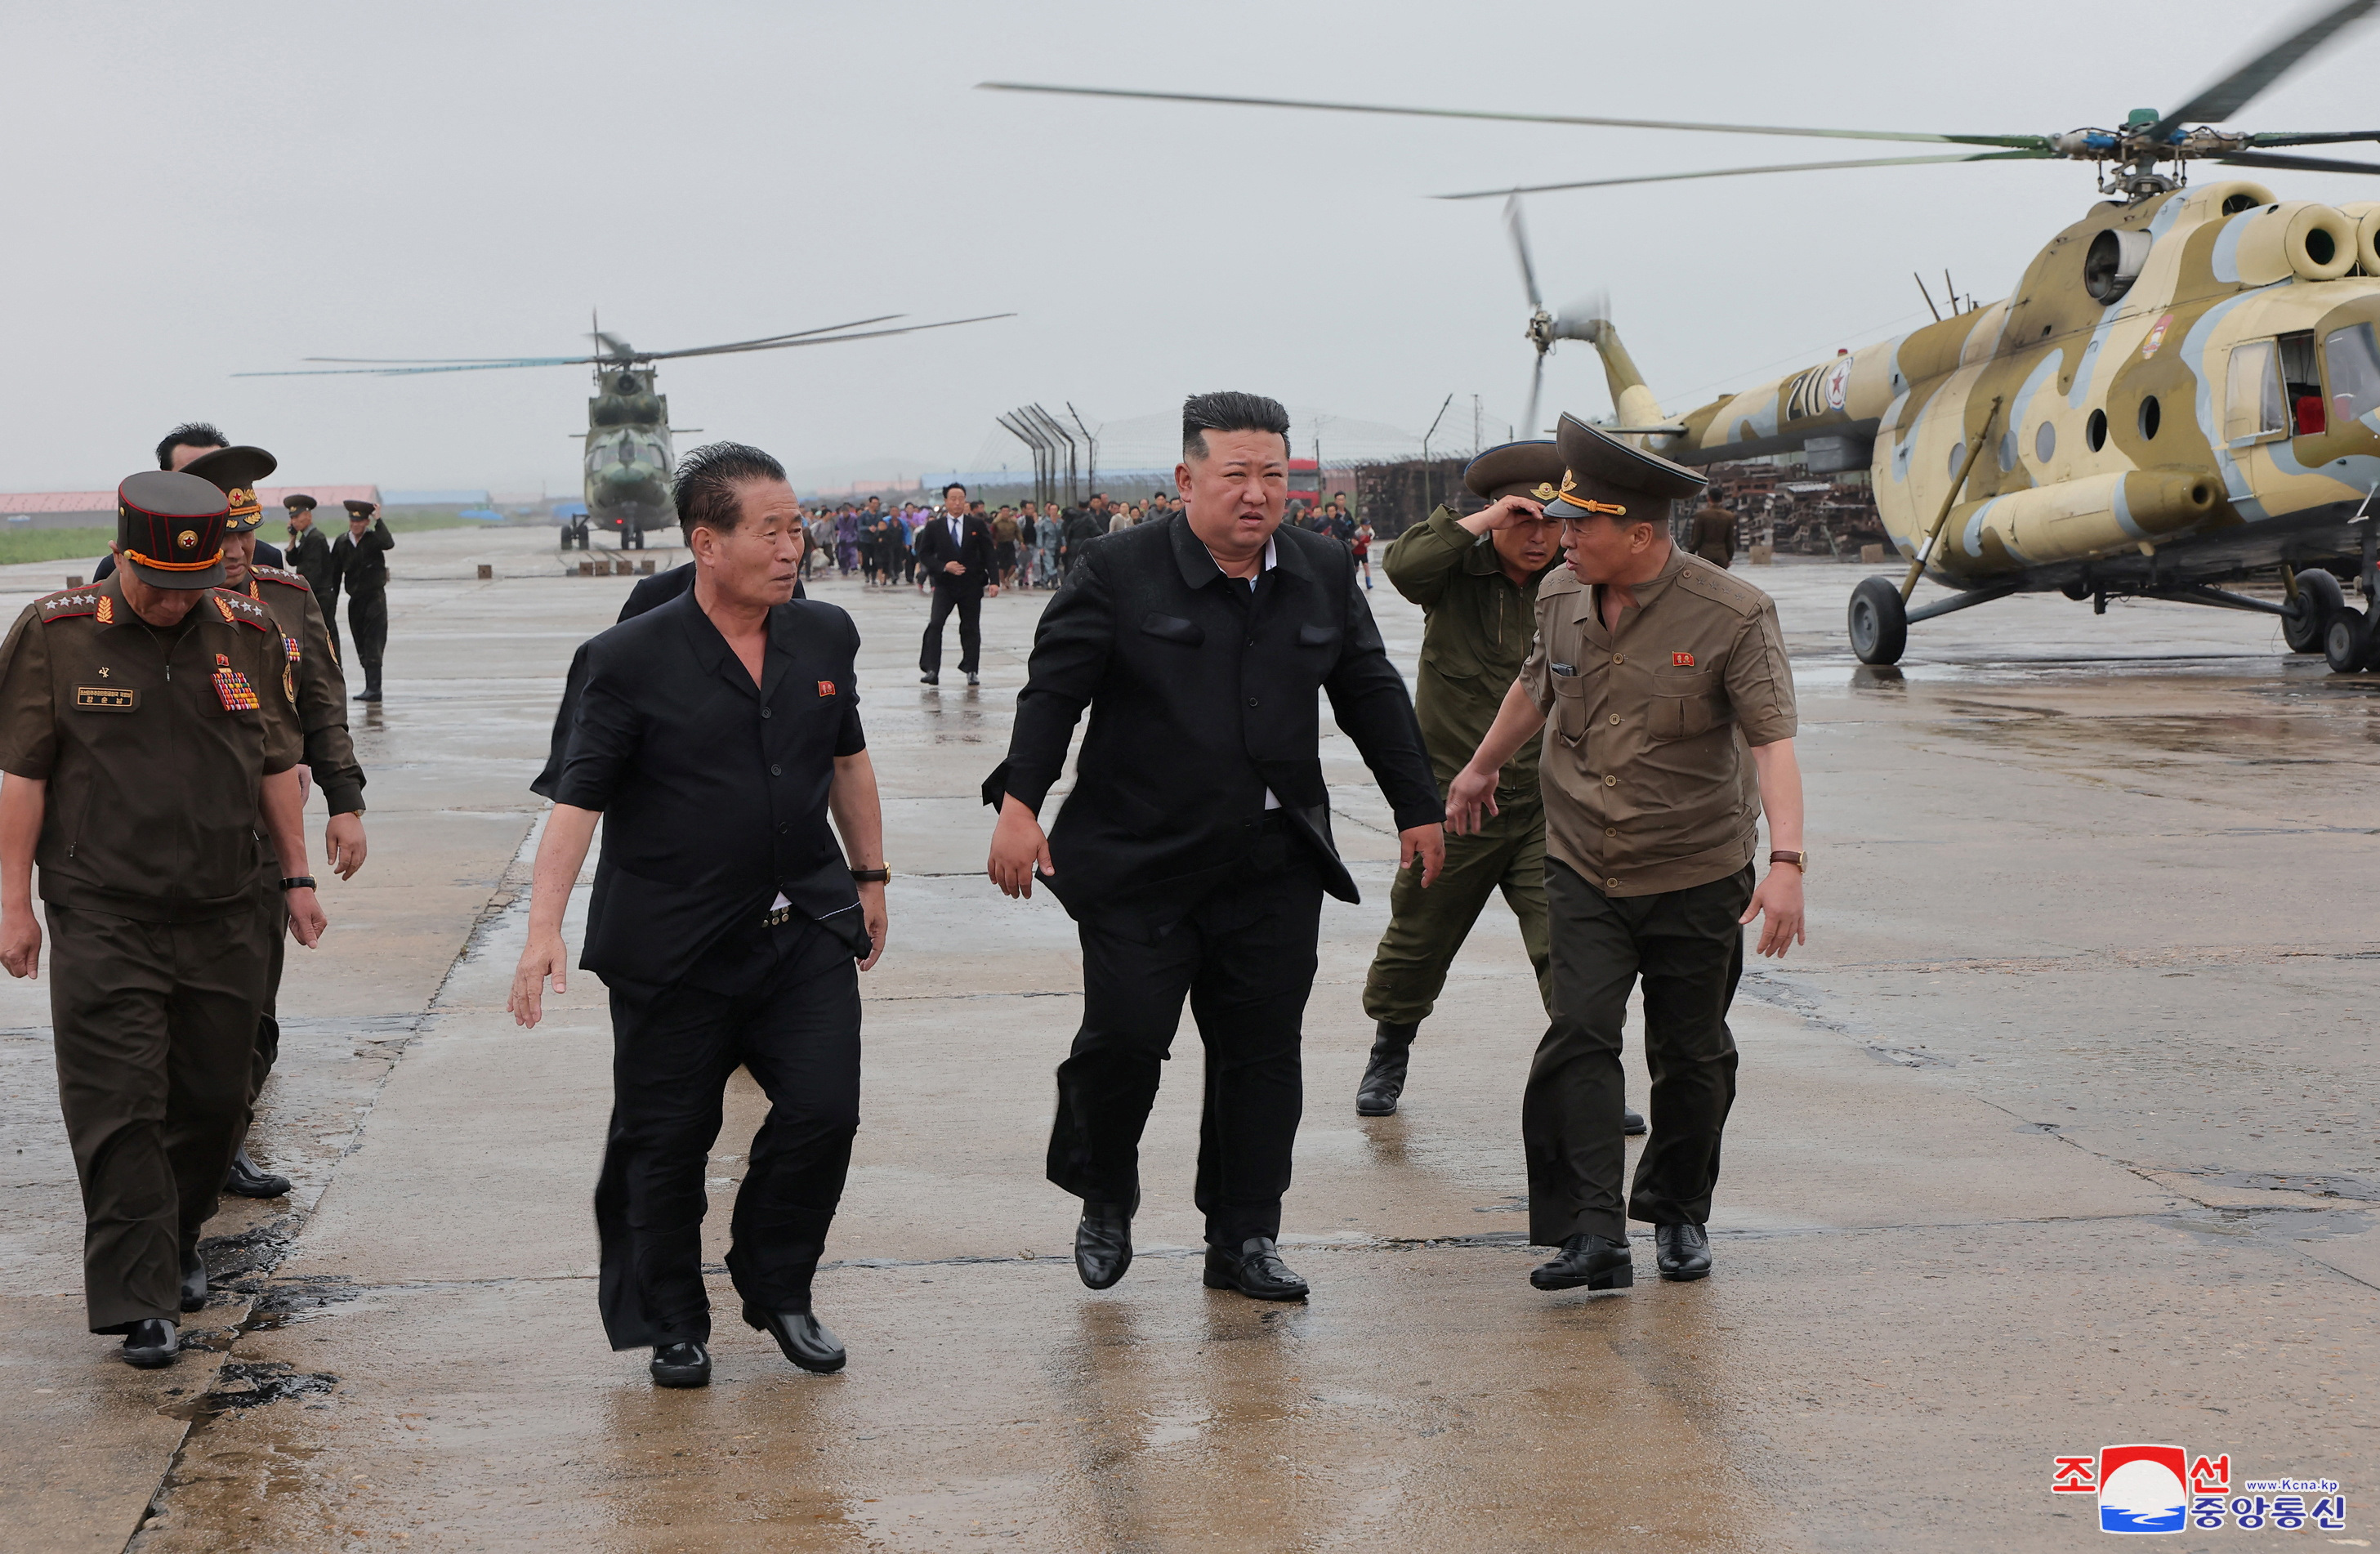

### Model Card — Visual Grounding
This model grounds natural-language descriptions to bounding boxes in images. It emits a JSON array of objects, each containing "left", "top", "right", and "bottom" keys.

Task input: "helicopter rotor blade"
[
  {"left": 1435, "top": 149, "right": 2056, "bottom": 200},
  {"left": 234, "top": 315, "right": 1014, "bottom": 379},
  {"left": 978, "top": 82, "right": 2050, "bottom": 149},
  {"left": 234, "top": 356, "right": 605, "bottom": 377},
  {"left": 2251, "top": 127, "right": 2380, "bottom": 145},
  {"left": 632, "top": 315, "right": 909, "bottom": 360},
  {"left": 1524, "top": 353, "right": 1545, "bottom": 446},
  {"left": 645, "top": 314, "right": 1016, "bottom": 362},
  {"left": 2150, "top": 0, "right": 2378, "bottom": 142},
  {"left": 2217, "top": 149, "right": 2380, "bottom": 174},
  {"left": 1503, "top": 195, "right": 1543, "bottom": 311}
]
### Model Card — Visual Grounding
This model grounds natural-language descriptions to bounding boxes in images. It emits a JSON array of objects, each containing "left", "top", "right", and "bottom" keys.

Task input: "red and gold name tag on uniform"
[
  {"left": 817, "top": 680, "right": 836, "bottom": 697},
  {"left": 1672, "top": 651, "right": 1695, "bottom": 668},
  {"left": 212, "top": 668, "right": 261, "bottom": 712}
]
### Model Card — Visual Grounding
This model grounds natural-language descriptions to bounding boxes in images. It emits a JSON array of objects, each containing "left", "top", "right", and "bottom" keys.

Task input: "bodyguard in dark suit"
[
  {"left": 511, "top": 443, "right": 890, "bottom": 1390},
  {"left": 985, "top": 391, "right": 1444, "bottom": 1302},
  {"left": 913, "top": 481, "right": 998, "bottom": 685}
]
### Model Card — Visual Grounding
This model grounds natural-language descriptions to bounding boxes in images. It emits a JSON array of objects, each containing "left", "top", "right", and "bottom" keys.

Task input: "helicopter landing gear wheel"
[
  {"left": 1848, "top": 576, "right": 1909, "bottom": 666},
  {"left": 2285, "top": 569, "right": 2342, "bottom": 654},
  {"left": 2322, "top": 608, "right": 2375, "bottom": 673}
]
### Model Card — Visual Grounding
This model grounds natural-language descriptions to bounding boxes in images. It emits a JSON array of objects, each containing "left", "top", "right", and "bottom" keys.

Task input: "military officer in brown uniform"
[
  {"left": 1356, "top": 440, "right": 1641, "bottom": 1138},
  {"left": 1449, "top": 415, "right": 1806, "bottom": 1295},
  {"left": 1687, "top": 498, "right": 1737, "bottom": 568},
  {"left": 186, "top": 449, "right": 368, "bottom": 1199},
  {"left": 0, "top": 471, "right": 325, "bottom": 1368}
]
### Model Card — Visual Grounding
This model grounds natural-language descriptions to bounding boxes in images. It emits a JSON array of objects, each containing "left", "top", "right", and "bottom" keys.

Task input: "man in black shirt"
[
  {"left": 986, "top": 391, "right": 1443, "bottom": 1302},
  {"left": 511, "top": 442, "right": 889, "bottom": 1390}
]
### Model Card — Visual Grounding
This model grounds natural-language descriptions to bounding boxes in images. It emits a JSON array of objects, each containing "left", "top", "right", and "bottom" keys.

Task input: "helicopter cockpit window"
[
  {"left": 2224, "top": 340, "right": 2287, "bottom": 445},
  {"left": 592, "top": 444, "right": 618, "bottom": 469},
  {"left": 2325, "top": 323, "right": 2380, "bottom": 429}
]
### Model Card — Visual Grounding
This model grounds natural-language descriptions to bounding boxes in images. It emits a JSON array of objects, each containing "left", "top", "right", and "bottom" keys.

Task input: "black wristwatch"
[
  {"left": 280, "top": 876, "right": 319, "bottom": 891},
  {"left": 850, "top": 866, "right": 891, "bottom": 884}
]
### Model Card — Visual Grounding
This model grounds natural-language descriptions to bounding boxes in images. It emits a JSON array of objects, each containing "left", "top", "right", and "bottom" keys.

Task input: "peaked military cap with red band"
[
  {"left": 180, "top": 444, "right": 278, "bottom": 534},
  {"left": 1548, "top": 411, "right": 1707, "bottom": 520},
  {"left": 116, "top": 470, "right": 228, "bottom": 590},
  {"left": 1462, "top": 440, "right": 1565, "bottom": 505}
]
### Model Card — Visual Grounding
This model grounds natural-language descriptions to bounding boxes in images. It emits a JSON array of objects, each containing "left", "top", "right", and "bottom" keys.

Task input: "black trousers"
[
  {"left": 1047, "top": 837, "right": 1322, "bottom": 1248},
  {"left": 1525, "top": 859, "right": 1752, "bottom": 1246},
  {"left": 251, "top": 882, "right": 286, "bottom": 1109},
  {"left": 48, "top": 905, "right": 266, "bottom": 1332},
  {"left": 346, "top": 588, "right": 387, "bottom": 671},
  {"left": 919, "top": 581, "right": 982, "bottom": 675},
  {"left": 596, "top": 915, "right": 861, "bottom": 1350},
  {"left": 318, "top": 587, "right": 342, "bottom": 659}
]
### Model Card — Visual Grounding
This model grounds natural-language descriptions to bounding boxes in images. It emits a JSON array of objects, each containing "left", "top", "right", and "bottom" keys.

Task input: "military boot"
[
  {"left": 359, "top": 664, "right": 383, "bottom": 703},
  {"left": 1355, "top": 1020, "right": 1418, "bottom": 1116}
]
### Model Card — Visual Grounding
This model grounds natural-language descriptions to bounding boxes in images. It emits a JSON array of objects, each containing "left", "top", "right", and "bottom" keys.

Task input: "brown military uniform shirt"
[
  {"left": 243, "top": 565, "right": 365, "bottom": 815},
  {"left": 1689, "top": 507, "right": 1737, "bottom": 567},
  {"left": 1520, "top": 547, "right": 1796, "bottom": 897},
  {"left": 0, "top": 577, "right": 301, "bottom": 921}
]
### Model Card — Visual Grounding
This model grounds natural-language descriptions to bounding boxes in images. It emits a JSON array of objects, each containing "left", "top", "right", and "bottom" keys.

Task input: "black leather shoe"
[
  {"left": 1655, "top": 1222, "right": 1712, "bottom": 1281},
  {"left": 966, "top": 672, "right": 980, "bottom": 686},
  {"left": 1529, "top": 1233, "right": 1634, "bottom": 1292},
  {"left": 122, "top": 1320, "right": 179, "bottom": 1369},
  {"left": 179, "top": 1249, "right": 208, "bottom": 1313},
  {"left": 1074, "top": 1192, "right": 1138, "bottom": 1290},
  {"left": 743, "top": 1302, "right": 846, "bottom": 1373},
  {"left": 919, "top": 672, "right": 938, "bottom": 685},
  {"left": 1355, "top": 1020, "right": 1417, "bottom": 1116},
  {"left": 224, "top": 1147, "right": 291, "bottom": 1198},
  {"left": 650, "top": 1341, "right": 712, "bottom": 1388},
  {"left": 1622, "top": 1106, "right": 1647, "bottom": 1136},
  {"left": 1203, "top": 1237, "right": 1309, "bottom": 1302}
]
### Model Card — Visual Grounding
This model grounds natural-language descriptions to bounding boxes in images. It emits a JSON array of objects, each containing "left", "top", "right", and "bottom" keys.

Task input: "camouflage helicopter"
[
  {"left": 984, "top": 0, "right": 2380, "bottom": 670},
  {"left": 239, "top": 311, "right": 1010, "bottom": 548}
]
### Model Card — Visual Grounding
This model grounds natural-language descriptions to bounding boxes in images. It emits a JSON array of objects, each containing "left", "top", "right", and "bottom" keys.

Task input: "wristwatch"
[
  {"left": 1768, "top": 851, "right": 1807, "bottom": 873},
  {"left": 279, "top": 876, "right": 319, "bottom": 891},
  {"left": 850, "top": 866, "right": 891, "bottom": 884}
]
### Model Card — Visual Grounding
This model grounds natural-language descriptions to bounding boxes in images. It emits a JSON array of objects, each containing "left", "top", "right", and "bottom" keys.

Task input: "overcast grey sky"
[{"left": 8, "top": 0, "right": 2380, "bottom": 493}]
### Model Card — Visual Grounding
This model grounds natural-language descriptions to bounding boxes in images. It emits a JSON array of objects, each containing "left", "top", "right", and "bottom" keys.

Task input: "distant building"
[{"left": 0, "top": 485, "right": 384, "bottom": 530}]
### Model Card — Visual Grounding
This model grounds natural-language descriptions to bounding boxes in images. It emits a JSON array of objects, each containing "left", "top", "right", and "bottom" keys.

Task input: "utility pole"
[{"left": 1420, "top": 392, "right": 1454, "bottom": 516}]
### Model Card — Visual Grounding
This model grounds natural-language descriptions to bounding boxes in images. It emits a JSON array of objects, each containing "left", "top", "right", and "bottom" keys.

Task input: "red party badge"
[{"left": 1672, "top": 650, "right": 1695, "bottom": 668}]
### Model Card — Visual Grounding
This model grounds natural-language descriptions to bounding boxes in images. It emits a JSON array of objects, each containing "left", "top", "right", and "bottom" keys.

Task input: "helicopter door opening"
[
  {"left": 2280, "top": 332, "right": 2325, "bottom": 435},
  {"left": 2226, "top": 340, "right": 2288, "bottom": 447},
  {"left": 2326, "top": 324, "right": 2380, "bottom": 432}
]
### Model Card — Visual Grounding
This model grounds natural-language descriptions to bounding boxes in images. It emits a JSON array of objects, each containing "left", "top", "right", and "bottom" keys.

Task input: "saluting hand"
[
  {"left": 1400, "top": 823, "right": 1445, "bottom": 889},
  {"left": 1444, "top": 764, "right": 1501, "bottom": 837},
  {"left": 987, "top": 796, "right": 1052, "bottom": 899}
]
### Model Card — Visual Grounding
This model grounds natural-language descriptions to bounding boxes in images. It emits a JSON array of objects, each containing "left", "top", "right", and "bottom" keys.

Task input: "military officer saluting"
[
  {"left": 1449, "top": 414, "right": 1806, "bottom": 1295},
  {"left": 1356, "top": 440, "right": 1641, "bottom": 1138},
  {"left": 330, "top": 498, "right": 394, "bottom": 702},
  {"left": 0, "top": 471, "right": 324, "bottom": 1368},
  {"left": 283, "top": 494, "right": 340, "bottom": 654},
  {"left": 187, "top": 449, "right": 368, "bottom": 1199}
]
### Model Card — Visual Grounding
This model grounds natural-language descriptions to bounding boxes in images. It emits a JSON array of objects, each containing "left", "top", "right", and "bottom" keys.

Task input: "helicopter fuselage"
[{"left": 583, "top": 366, "right": 676, "bottom": 542}]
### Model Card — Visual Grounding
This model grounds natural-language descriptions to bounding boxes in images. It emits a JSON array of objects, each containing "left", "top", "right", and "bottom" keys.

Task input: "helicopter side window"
[
  {"left": 2224, "top": 340, "right": 2287, "bottom": 446},
  {"left": 2280, "top": 331, "right": 2324, "bottom": 435},
  {"left": 2324, "top": 324, "right": 2380, "bottom": 430}
]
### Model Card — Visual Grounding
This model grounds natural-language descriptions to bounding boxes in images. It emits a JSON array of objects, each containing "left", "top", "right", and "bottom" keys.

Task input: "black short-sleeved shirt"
[{"left": 551, "top": 588, "right": 867, "bottom": 985}]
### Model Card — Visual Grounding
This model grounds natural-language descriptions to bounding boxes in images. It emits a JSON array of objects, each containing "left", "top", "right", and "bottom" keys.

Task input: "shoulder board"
[
  {"left": 1672, "top": 559, "right": 1768, "bottom": 617},
  {"left": 208, "top": 590, "right": 275, "bottom": 632},
  {"left": 1537, "top": 569, "right": 1583, "bottom": 601},
  {"left": 37, "top": 589, "right": 106, "bottom": 623},
  {"left": 250, "top": 565, "right": 312, "bottom": 591}
]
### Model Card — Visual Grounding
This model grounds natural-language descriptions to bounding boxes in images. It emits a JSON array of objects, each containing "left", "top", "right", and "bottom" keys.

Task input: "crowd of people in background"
[{"left": 791, "top": 485, "right": 1378, "bottom": 592}]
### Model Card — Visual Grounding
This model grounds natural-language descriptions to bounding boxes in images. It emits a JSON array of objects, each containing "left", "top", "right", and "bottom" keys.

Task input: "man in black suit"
[
  {"left": 511, "top": 442, "right": 890, "bottom": 1390},
  {"left": 985, "top": 391, "right": 1444, "bottom": 1302},
  {"left": 913, "top": 480, "right": 999, "bottom": 687}
]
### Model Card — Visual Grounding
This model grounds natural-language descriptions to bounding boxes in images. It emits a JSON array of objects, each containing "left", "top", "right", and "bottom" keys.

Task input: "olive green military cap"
[
  {"left": 1549, "top": 412, "right": 1706, "bottom": 520},
  {"left": 1462, "top": 440, "right": 1565, "bottom": 504}
]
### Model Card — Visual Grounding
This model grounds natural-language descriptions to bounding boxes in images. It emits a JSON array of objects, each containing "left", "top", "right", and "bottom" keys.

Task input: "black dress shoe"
[
  {"left": 966, "top": 672, "right": 980, "bottom": 686},
  {"left": 122, "top": 1320, "right": 179, "bottom": 1369},
  {"left": 179, "top": 1249, "right": 208, "bottom": 1313},
  {"left": 650, "top": 1341, "right": 712, "bottom": 1388},
  {"left": 1203, "top": 1237, "right": 1309, "bottom": 1302},
  {"left": 1074, "top": 1192, "right": 1138, "bottom": 1290},
  {"left": 1529, "top": 1233, "right": 1634, "bottom": 1292},
  {"left": 224, "top": 1147, "right": 291, "bottom": 1199},
  {"left": 1355, "top": 1020, "right": 1417, "bottom": 1116},
  {"left": 1622, "top": 1106, "right": 1648, "bottom": 1137},
  {"left": 919, "top": 672, "right": 939, "bottom": 685},
  {"left": 1655, "top": 1222, "right": 1712, "bottom": 1281},
  {"left": 743, "top": 1302, "right": 846, "bottom": 1373}
]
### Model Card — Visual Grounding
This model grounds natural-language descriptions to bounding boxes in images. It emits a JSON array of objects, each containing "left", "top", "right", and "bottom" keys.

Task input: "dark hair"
[
  {"left": 155, "top": 422, "right": 229, "bottom": 470},
  {"left": 1182, "top": 391, "right": 1290, "bottom": 461},
  {"left": 672, "top": 441, "right": 787, "bottom": 534},
  {"left": 944, "top": 481, "right": 967, "bottom": 498}
]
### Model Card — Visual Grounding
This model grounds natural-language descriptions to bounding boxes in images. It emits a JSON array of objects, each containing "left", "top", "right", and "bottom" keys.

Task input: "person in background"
[
  {"left": 915, "top": 482, "right": 998, "bottom": 687},
  {"left": 992, "top": 504, "right": 1020, "bottom": 589},
  {"left": 283, "top": 495, "right": 339, "bottom": 657},
  {"left": 329, "top": 500, "right": 394, "bottom": 703},
  {"left": 1351, "top": 516, "right": 1376, "bottom": 590},
  {"left": 1063, "top": 501, "right": 1105, "bottom": 577},
  {"left": 1689, "top": 496, "right": 1738, "bottom": 569}
]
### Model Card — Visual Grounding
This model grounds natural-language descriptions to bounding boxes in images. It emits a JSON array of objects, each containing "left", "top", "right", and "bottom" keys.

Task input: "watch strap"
[
  {"left": 279, "top": 876, "right": 319, "bottom": 891},
  {"left": 850, "top": 866, "right": 891, "bottom": 884},
  {"left": 1768, "top": 851, "right": 1806, "bottom": 871}
]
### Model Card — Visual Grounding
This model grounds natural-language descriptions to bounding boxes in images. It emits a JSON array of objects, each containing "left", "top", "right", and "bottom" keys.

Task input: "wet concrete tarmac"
[{"left": 0, "top": 529, "right": 2371, "bottom": 1551}]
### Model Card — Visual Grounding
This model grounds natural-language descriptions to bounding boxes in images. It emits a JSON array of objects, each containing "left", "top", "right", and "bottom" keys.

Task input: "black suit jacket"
[
  {"left": 549, "top": 589, "right": 868, "bottom": 985},
  {"left": 530, "top": 564, "right": 805, "bottom": 806},
  {"left": 913, "top": 511, "right": 995, "bottom": 592},
  {"left": 286, "top": 527, "right": 334, "bottom": 596},
  {"left": 330, "top": 520, "right": 394, "bottom": 595},
  {"left": 985, "top": 513, "right": 1439, "bottom": 926}
]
